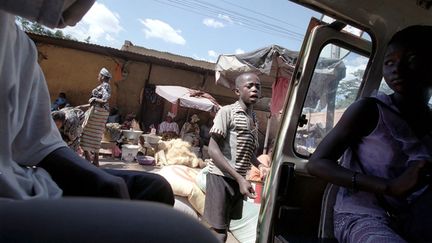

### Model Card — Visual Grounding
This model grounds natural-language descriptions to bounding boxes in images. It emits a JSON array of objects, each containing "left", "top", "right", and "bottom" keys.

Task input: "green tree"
[
  {"left": 16, "top": 17, "right": 77, "bottom": 41},
  {"left": 335, "top": 69, "right": 364, "bottom": 109}
]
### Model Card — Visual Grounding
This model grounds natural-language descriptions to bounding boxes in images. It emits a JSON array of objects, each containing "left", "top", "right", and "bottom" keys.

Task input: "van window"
[
  {"left": 378, "top": 78, "right": 393, "bottom": 94},
  {"left": 295, "top": 43, "right": 369, "bottom": 156}
]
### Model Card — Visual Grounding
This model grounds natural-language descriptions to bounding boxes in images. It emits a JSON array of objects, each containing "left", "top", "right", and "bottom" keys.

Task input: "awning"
[{"left": 155, "top": 85, "right": 220, "bottom": 112}]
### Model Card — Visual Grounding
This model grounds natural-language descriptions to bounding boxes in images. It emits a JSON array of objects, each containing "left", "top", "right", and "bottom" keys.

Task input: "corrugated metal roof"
[{"left": 27, "top": 32, "right": 215, "bottom": 74}]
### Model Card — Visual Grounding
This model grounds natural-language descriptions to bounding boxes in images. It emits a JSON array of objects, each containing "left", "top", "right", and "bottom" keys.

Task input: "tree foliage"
[
  {"left": 335, "top": 69, "right": 364, "bottom": 109},
  {"left": 16, "top": 17, "right": 75, "bottom": 40}
]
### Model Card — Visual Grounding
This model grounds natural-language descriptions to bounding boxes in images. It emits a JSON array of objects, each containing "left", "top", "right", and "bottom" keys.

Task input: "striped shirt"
[{"left": 208, "top": 101, "right": 259, "bottom": 178}]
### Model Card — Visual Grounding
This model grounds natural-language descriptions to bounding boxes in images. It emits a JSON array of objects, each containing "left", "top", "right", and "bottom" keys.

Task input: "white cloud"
[
  {"left": 203, "top": 18, "right": 224, "bottom": 28},
  {"left": 105, "top": 34, "right": 115, "bottom": 42},
  {"left": 235, "top": 48, "right": 245, "bottom": 54},
  {"left": 218, "top": 14, "right": 233, "bottom": 24},
  {"left": 62, "top": 2, "right": 123, "bottom": 43},
  {"left": 208, "top": 50, "right": 218, "bottom": 57},
  {"left": 139, "top": 18, "right": 186, "bottom": 45}
]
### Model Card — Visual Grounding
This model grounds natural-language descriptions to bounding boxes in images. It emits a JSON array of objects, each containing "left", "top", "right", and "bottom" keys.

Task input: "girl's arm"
[
  {"left": 307, "top": 98, "right": 427, "bottom": 196},
  {"left": 307, "top": 99, "right": 386, "bottom": 193}
]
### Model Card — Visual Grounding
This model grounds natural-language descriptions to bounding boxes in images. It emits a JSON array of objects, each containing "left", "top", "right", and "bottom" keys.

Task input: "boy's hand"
[{"left": 238, "top": 177, "right": 256, "bottom": 199}]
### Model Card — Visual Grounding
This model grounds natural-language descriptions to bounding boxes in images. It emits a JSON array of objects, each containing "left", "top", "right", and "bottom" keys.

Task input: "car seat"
[{"left": 318, "top": 183, "right": 339, "bottom": 242}]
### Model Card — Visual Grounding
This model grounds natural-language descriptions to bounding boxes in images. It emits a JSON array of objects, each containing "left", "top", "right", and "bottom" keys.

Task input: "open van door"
[{"left": 257, "top": 18, "right": 371, "bottom": 243}]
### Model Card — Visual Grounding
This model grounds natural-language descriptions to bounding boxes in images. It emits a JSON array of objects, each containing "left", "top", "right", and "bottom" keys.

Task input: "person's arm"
[
  {"left": 251, "top": 154, "right": 270, "bottom": 180},
  {"left": 158, "top": 122, "right": 164, "bottom": 134},
  {"left": 194, "top": 124, "right": 200, "bottom": 135},
  {"left": 209, "top": 134, "right": 255, "bottom": 198},
  {"left": 39, "top": 147, "right": 130, "bottom": 199},
  {"left": 91, "top": 83, "right": 111, "bottom": 104},
  {"left": 173, "top": 123, "right": 179, "bottom": 135},
  {"left": 180, "top": 123, "right": 187, "bottom": 138},
  {"left": 250, "top": 153, "right": 262, "bottom": 168},
  {"left": 307, "top": 98, "right": 426, "bottom": 197}
]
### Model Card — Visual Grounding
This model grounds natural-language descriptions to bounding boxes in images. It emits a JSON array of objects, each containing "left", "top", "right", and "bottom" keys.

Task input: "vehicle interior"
[{"left": 257, "top": 0, "right": 432, "bottom": 242}]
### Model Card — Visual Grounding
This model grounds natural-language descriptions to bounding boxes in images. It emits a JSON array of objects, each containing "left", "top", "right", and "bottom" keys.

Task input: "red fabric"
[
  {"left": 113, "top": 63, "right": 123, "bottom": 82},
  {"left": 170, "top": 102, "right": 179, "bottom": 116},
  {"left": 254, "top": 182, "right": 263, "bottom": 204},
  {"left": 188, "top": 89, "right": 220, "bottom": 107},
  {"left": 112, "top": 145, "right": 121, "bottom": 158},
  {"left": 271, "top": 76, "right": 290, "bottom": 115}
]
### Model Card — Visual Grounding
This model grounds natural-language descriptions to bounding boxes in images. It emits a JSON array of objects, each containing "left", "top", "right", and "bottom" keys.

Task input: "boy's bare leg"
[
  {"left": 212, "top": 228, "right": 227, "bottom": 242},
  {"left": 93, "top": 152, "right": 100, "bottom": 167},
  {"left": 84, "top": 150, "right": 92, "bottom": 162}
]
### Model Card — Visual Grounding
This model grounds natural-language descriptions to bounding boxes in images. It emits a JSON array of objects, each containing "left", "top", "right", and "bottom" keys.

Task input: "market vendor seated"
[
  {"left": 121, "top": 113, "right": 140, "bottom": 130},
  {"left": 158, "top": 112, "right": 179, "bottom": 140},
  {"left": 180, "top": 114, "right": 200, "bottom": 146},
  {"left": 51, "top": 92, "right": 70, "bottom": 111}
]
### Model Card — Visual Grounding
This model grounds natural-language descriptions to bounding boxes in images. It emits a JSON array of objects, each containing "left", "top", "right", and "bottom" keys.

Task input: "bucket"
[{"left": 121, "top": 144, "right": 140, "bottom": 162}]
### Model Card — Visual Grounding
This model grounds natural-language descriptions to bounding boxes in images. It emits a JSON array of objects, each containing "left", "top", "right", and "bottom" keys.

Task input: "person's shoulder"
[
  {"left": 338, "top": 97, "right": 379, "bottom": 136},
  {"left": 221, "top": 103, "right": 236, "bottom": 110},
  {"left": 349, "top": 97, "right": 380, "bottom": 114}
]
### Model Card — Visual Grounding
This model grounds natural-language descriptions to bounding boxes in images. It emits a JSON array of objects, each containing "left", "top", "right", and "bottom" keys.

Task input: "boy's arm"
[
  {"left": 208, "top": 134, "right": 256, "bottom": 198},
  {"left": 251, "top": 154, "right": 270, "bottom": 180},
  {"left": 250, "top": 154, "right": 262, "bottom": 168}
]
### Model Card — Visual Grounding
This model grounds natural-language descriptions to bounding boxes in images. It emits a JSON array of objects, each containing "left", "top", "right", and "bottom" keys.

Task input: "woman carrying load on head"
[{"left": 81, "top": 67, "right": 112, "bottom": 167}]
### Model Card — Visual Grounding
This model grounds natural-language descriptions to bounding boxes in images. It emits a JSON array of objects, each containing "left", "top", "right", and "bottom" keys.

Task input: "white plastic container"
[{"left": 121, "top": 144, "right": 140, "bottom": 162}]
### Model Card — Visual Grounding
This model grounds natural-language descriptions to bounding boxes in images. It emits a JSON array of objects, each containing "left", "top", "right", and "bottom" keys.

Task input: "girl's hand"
[{"left": 386, "top": 160, "right": 427, "bottom": 197}]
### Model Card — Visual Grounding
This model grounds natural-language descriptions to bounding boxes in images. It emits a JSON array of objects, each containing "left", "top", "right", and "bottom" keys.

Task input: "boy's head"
[
  {"left": 59, "top": 92, "right": 66, "bottom": 98},
  {"left": 234, "top": 72, "right": 261, "bottom": 105}
]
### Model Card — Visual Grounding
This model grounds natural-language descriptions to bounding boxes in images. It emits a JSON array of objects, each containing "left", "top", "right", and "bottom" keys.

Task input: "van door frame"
[{"left": 257, "top": 21, "right": 372, "bottom": 243}]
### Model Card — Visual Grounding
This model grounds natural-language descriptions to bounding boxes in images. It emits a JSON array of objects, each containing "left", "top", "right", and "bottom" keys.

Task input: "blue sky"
[{"left": 63, "top": 0, "right": 321, "bottom": 62}]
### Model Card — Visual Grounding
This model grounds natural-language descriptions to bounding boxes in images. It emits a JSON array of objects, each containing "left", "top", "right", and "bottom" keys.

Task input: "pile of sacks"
[{"left": 155, "top": 139, "right": 205, "bottom": 168}]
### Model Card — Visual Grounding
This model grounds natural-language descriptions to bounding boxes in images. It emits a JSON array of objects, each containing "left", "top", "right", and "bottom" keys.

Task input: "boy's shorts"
[{"left": 203, "top": 173, "right": 244, "bottom": 229}]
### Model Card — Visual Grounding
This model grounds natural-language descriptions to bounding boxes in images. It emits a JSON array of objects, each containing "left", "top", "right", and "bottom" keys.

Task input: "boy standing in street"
[{"left": 204, "top": 72, "right": 270, "bottom": 242}]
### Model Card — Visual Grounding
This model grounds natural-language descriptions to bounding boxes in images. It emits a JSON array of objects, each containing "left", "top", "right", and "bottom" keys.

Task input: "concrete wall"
[
  {"left": 36, "top": 43, "right": 233, "bottom": 115},
  {"left": 37, "top": 43, "right": 119, "bottom": 108}
]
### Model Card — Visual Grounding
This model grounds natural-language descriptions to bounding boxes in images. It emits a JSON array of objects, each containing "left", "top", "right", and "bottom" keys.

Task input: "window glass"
[
  {"left": 378, "top": 78, "right": 393, "bottom": 94},
  {"left": 295, "top": 43, "right": 369, "bottom": 155}
]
